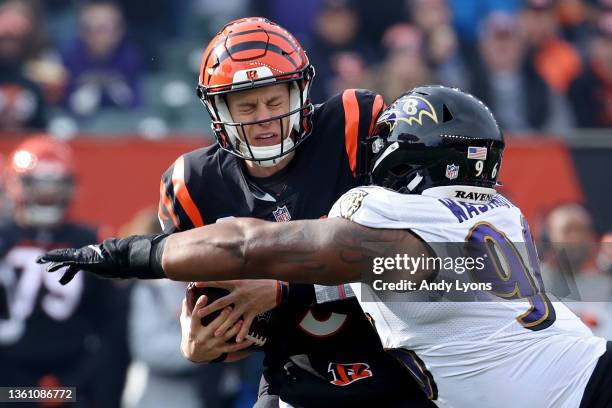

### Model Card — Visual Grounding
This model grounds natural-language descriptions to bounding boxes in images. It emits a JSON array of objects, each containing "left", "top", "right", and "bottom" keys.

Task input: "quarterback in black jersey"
[
  {"left": 0, "top": 137, "right": 128, "bottom": 407},
  {"left": 158, "top": 18, "right": 433, "bottom": 408}
]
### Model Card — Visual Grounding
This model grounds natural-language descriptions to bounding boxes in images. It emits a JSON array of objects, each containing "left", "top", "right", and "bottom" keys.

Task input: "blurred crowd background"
[
  {"left": 0, "top": 0, "right": 611, "bottom": 138},
  {"left": 1, "top": 0, "right": 612, "bottom": 407}
]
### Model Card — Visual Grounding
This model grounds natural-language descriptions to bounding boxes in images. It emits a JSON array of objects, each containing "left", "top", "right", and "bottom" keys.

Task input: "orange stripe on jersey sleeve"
[
  {"left": 369, "top": 94, "right": 385, "bottom": 135},
  {"left": 342, "top": 89, "right": 360, "bottom": 177},
  {"left": 171, "top": 156, "right": 205, "bottom": 227},
  {"left": 159, "top": 180, "right": 179, "bottom": 229}
]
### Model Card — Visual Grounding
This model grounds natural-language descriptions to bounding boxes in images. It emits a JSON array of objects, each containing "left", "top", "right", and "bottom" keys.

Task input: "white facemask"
[
  {"left": 214, "top": 82, "right": 305, "bottom": 167},
  {"left": 23, "top": 204, "right": 65, "bottom": 228}
]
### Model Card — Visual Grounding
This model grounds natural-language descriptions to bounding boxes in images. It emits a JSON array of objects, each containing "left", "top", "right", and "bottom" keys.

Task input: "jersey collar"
[{"left": 421, "top": 185, "right": 497, "bottom": 204}]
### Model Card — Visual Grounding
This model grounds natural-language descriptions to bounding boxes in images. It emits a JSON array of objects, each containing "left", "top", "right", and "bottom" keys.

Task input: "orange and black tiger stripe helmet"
[
  {"left": 5, "top": 135, "right": 76, "bottom": 227},
  {"left": 196, "top": 17, "right": 315, "bottom": 164}
]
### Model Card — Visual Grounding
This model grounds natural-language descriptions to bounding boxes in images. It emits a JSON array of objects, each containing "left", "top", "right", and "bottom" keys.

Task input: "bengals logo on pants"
[{"left": 327, "top": 362, "right": 373, "bottom": 386}]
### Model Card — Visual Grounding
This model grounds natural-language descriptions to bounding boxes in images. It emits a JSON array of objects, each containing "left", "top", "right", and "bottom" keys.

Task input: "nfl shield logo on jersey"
[
  {"left": 272, "top": 205, "right": 292, "bottom": 222},
  {"left": 445, "top": 164, "right": 459, "bottom": 180}
]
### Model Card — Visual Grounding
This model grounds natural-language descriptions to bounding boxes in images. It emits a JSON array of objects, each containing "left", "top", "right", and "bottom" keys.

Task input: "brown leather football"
[{"left": 185, "top": 282, "right": 270, "bottom": 349}]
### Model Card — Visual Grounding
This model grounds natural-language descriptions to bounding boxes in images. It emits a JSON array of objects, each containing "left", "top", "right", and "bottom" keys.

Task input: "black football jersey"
[
  {"left": 0, "top": 220, "right": 123, "bottom": 388},
  {"left": 158, "top": 90, "right": 396, "bottom": 379}
]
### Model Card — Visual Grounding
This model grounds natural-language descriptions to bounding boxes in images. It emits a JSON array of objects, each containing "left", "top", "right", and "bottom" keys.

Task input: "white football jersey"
[{"left": 328, "top": 185, "right": 607, "bottom": 408}]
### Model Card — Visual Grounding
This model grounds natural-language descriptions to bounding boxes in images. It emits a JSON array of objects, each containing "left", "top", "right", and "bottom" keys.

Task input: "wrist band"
[
  {"left": 121, "top": 233, "right": 168, "bottom": 279},
  {"left": 150, "top": 234, "right": 168, "bottom": 278}
]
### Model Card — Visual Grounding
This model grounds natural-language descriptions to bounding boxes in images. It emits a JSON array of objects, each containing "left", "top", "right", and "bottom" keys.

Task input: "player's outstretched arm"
[
  {"left": 162, "top": 217, "right": 427, "bottom": 284},
  {"left": 37, "top": 217, "right": 430, "bottom": 285}
]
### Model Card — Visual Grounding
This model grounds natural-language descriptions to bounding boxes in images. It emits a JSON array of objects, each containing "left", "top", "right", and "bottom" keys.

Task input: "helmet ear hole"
[{"left": 380, "top": 162, "right": 417, "bottom": 191}]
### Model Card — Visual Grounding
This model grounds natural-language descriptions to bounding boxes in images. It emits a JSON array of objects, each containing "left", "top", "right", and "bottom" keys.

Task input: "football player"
[
  {"left": 155, "top": 17, "right": 431, "bottom": 408},
  {"left": 40, "top": 86, "right": 612, "bottom": 407},
  {"left": 1, "top": 136, "right": 128, "bottom": 407}
]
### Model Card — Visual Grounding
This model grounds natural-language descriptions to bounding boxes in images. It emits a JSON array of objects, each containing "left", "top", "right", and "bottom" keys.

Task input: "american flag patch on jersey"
[{"left": 467, "top": 146, "right": 487, "bottom": 160}]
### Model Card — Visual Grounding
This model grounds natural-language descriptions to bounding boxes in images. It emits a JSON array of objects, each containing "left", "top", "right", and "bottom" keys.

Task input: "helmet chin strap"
[
  {"left": 407, "top": 172, "right": 424, "bottom": 192},
  {"left": 242, "top": 137, "right": 295, "bottom": 167}
]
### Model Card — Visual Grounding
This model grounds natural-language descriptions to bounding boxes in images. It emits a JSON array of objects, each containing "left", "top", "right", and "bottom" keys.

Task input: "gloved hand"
[{"left": 36, "top": 234, "right": 168, "bottom": 285}]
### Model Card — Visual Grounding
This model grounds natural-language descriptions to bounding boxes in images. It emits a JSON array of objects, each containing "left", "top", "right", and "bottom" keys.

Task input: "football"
[{"left": 185, "top": 282, "right": 271, "bottom": 349}]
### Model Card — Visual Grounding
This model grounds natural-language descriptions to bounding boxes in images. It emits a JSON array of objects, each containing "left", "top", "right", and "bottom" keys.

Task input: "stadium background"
[{"left": 0, "top": 0, "right": 611, "bottom": 407}]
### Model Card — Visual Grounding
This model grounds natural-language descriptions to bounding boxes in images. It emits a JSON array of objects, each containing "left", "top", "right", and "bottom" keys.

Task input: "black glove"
[{"left": 36, "top": 234, "right": 168, "bottom": 285}]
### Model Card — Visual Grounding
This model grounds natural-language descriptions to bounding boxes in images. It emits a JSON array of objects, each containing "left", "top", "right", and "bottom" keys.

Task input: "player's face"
[
  {"left": 226, "top": 83, "right": 291, "bottom": 148},
  {"left": 14, "top": 174, "right": 73, "bottom": 228}
]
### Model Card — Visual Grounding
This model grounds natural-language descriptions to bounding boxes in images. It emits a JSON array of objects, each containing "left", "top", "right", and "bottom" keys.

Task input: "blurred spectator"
[
  {"left": 324, "top": 52, "right": 369, "bottom": 97},
  {"left": 597, "top": 231, "right": 612, "bottom": 275},
  {"left": 0, "top": 135, "right": 129, "bottom": 407},
  {"left": 44, "top": 0, "right": 79, "bottom": 50},
  {"left": 352, "top": 0, "right": 406, "bottom": 47},
  {"left": 367, "top": 24, "right": 432, "bottom": 102},
  {"left": 61, "top": 1, "right": 144, "bottom": 117},
  {"left": 448, "top": 0, "right": 521, "bottom": 43},
  {"left": 407, "top": 0, "right": 470, "bottom": 89},
  {"left": 1, "top": 0, "right": 67, "bottom": 106},
  {"left": 0, "top": 0, "right": 47, "bottom": 131},
  {"left": 470, "top": 12, "right": 574, "bottom": 135},
  {"left": 520, "top": 0, "right": 582, "bottom": 93},
  {"left": 556, "top": 0, "right": 592, "bottom": 48},
  {"left": 307, "top": 0, "right": 376, "bottom": 101},
  {"left": 118, "top": 0, "right": 185, "bottom": 67},
  {"left": 568, "top": 10, "right": 612, "bottom": 127},
  {"left": 18, "top": 0, "right": 68, "bottom": 105},
  {"left": 543, "top": 203, "right": 597, "bottom": 272},
  {"left": 540, "top": 203, "right": 612, "bottom": 338}
]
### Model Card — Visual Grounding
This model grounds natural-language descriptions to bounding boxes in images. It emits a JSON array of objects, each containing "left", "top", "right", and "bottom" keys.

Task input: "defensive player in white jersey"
[{"left": 39, "top": 86, "right": 612, "bottom": 407}]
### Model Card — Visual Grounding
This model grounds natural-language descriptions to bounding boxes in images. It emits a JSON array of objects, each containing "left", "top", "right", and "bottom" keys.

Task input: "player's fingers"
[
  {"left": 180, "top": 299, "right": 196, "bottom": 344},
  {"left": 47, "top": 261, "right": 72, "bottom": 273},
  {"left": 214, "top": 308, "right": 242, "bottom": 337},
  {"left": 36, "top": 249, "right": 75, "bottom": 264},
  {"left": 223, "top": 320, "right": 243, "bottom": 341},
  {"left": 198, "top": 295, "right": 234, "bottom": 318},
  {"left": 59, "top": 265, "right": 80, "bottom": 285},
  {"left": 222, "top": 339, "right": 254, "bottom": 354},
  {"left": 193, "top": 295, "right": 208, "bottom": 312},
  {"left": 236, "top": 313, "right": 255, "bottom": 343},
  {"left": 180, "top": 300, "right": 194, "bottom": 333},
  {"left": 190, "top": 295, "right": 208, "bottom": 331},
  {"left": 181, "top": 298, "right": 190, "bottom": 318},
  {"left": 206, "top": 306, "right": 233, "bottom": 333}
]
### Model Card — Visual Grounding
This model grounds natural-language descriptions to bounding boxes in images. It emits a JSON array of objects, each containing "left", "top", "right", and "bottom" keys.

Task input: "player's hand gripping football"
[
  {"left": 194, "top": 280, "right": 278, "bottom": 343},
  {"left": 35, "top": 235, "right": 168, "bottom": 285},
  {"left": 180, "top": 294, "right": 253, "bottom": 363}
]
